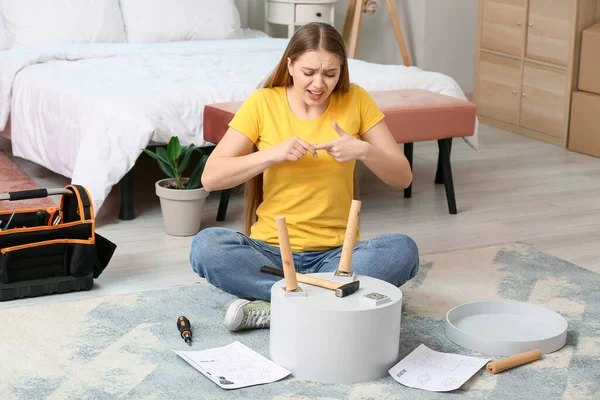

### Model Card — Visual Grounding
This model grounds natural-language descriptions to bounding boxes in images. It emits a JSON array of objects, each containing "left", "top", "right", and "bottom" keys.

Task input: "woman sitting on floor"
[{"left": 189, "top": 22, "right": 419, "bottom": 331}]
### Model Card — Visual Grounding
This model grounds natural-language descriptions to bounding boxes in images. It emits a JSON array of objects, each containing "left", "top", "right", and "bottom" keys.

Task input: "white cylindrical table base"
[{"left": 269, "top": 273, "right": 403, "bottom": 384}]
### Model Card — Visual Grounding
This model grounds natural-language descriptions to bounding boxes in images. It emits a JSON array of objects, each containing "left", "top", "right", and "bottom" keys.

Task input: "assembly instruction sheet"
[
  {"left": 174, "top": 341, "right": 291, "bottom": 389},
  {"left": 388, "top": 344, "right": 489, "bottom": 392}
]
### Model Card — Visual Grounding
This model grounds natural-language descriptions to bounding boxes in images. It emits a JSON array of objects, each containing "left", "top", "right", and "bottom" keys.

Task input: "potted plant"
[{"left": 143, "top": 136, "right": 209, "bottom": 237}]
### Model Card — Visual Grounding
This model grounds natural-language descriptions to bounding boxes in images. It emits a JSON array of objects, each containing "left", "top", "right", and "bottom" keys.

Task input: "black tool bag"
[{"left": 0, "top": 185, "right": 117, "bottom": 301}]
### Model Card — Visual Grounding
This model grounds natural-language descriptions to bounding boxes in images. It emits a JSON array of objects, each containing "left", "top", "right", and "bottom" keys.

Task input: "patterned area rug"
[
  {"left": 1, "top": 242, "right": 598, "bottom": 399},
  {"left": 0, "top": 150, "right": 55, "bottom": 211}
]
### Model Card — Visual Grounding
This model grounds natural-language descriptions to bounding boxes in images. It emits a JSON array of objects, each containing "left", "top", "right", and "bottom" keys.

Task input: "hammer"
[{"left": 260, "top": 266, "right": 361, "bottom": 298}]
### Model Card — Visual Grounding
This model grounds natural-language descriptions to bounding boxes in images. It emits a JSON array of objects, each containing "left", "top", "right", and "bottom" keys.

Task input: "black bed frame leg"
[
  {"left": 438, "top": 138, "right": 457, "bottom": 215},
  {"left": 435, "top": 137, "right": 452, "bottom": 184},
  {"left": 216, "top": 189, "right": 232, "bottom": 221},
  {"left": 119, "top": 169, "right": 134, "bottom": 221},
  {"left": 403, "top": 142, "right": 413, "bottom": 198}
]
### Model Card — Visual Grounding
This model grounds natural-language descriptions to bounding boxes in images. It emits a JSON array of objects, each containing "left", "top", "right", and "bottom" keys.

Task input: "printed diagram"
[
  {"left": 235, "top": 366, "right": 278, "bottom": 382},
  {"left": 224, "top": 346, "right": 255, "bottom": 365},
  {"left": 413, "top": 353, "right": 481, "bottom": 373},
  {"left": 177, "top": 341, "right": 291, "bottom": 389},
  {"left": 218, "top": 376, "right": 234, "bottom": 385},
  {"left": 442, "top": 359, "right": 483, "bottom": 372},
  {"left": 192, "top": 343, "right": 280, "bottom": 386},
  {"left": 418, "top": 373, "right": 432, "bottom": 384},
  {"left": 413, "top": 352, "right": 445, "bottom": 370},
  {"left": 442, "top": 377, "right": 459, "bottom": 388},
  {"left": 388, "top": 344, "right": 489, "bottom": 392}
]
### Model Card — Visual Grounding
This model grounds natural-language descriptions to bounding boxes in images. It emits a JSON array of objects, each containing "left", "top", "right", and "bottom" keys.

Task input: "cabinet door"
[
  {"left": 525, "top": 0, "right": 575, "bottom": 66},
  {"left": 266, "top": 1, "right": 294, "bottom": 25},
  {"left": 481, "top": 0, "right": 527, "bottom": 56},
  {"left": 520, "top": 63, "right": 569, "bottom": 138},
  {"left": 295, "top": 4, "right": 332, "bottom": 24},
  {"left": 476, "top": 52, "right": 522, "bottom": 125}
]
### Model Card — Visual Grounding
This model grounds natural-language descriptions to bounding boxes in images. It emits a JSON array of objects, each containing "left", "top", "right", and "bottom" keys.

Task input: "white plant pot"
[{"left": 155, "top": 178, "right": 209, "bottom": 237}]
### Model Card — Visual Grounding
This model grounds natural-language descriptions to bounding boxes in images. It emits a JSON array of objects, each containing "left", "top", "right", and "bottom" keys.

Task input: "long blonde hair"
[{"left": 243, "top": 22, "right": 352, "bottom": 236}]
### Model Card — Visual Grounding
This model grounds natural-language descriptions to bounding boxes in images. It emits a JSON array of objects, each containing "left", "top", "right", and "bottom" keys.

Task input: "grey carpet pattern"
[{"left": 1, "top": 242, "right": 599, "bottom": 399}]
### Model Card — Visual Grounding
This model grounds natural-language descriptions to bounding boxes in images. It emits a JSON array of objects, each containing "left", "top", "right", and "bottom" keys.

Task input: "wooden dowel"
[
  {"left": 338, "top": 200, "right": 361, "bottom": 274},
  {"left": 348, "top": 0, "right": 364, "bottom": 58},
  {"left": 385, "top": 0, "right": 412, "bottom": 66},
  {"left": 342, "top": 0, "right": 358, "bottom": 43},
  {"left": 276, "top": 216, "right": 298, "bottom": 292},
  {"left": 486, "top": 349, "right": 542, "bottom": 374}
]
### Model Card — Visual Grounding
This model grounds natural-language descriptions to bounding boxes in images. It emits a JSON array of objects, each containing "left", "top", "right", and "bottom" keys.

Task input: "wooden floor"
[{"left": 2, "top": 123, "right": 600, "bottom": 310}]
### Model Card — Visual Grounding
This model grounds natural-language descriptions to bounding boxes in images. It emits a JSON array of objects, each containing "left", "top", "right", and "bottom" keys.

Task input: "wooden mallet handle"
[
  {"left": 276, "top": 216, "right": 298, "bottom": 292},
  {"left": 486, "top": 349, "right": 542, "bottom": 374},
  {"left": 294, "top": 273, "right": 341, "bottom": 291},
  {"left": 338, "top": 200, "right": 361, "bottom": 274},
  {"left": 260, "top": 266, "right": 359, "bottom": 295}
]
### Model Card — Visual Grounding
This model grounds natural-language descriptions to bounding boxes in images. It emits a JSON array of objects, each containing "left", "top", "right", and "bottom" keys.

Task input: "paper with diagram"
[
  {"left": 174, "top": 341, "right": 291, "bottom": 389},
  {"left": 388, "top": 344, "right": 489, "bottom": 392}
]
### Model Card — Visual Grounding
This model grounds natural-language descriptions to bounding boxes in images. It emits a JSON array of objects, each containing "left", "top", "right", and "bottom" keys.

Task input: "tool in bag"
[{"left": 0, "top": 185, "right": 117, "bottom": 301}]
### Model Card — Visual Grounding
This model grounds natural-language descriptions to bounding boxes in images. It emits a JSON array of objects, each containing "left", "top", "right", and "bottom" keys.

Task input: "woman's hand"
[
  {"left": 314, "top": 121, "right": 369, "bottom": 162},
  {"left": 268, "top": 136, "right": 318, "bottom": 163}
]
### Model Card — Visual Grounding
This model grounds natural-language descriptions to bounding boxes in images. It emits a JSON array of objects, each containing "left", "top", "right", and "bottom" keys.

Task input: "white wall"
[
  {"left": 419, "top": 0, "right": 479, "bottom": 95},
  {"left": 245, "top": 0, "right": 479, "bottom": 95}
]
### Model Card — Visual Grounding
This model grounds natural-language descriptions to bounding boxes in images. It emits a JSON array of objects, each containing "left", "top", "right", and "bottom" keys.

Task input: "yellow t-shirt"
[{"left": 228, "top": 83, "right": 384, "bottom": 252}]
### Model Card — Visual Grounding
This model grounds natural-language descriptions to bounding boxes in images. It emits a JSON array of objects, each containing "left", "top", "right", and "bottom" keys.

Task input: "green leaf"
[
  {"left": 157, "top": 147, "right": 177, "bottom": 178},
  {"left": 167, "top": 136, "right": 181, "bottom": 163},
  {"left": 142, "top": 149, "right": 159, "bottom": 161},
  {"left": 150, "top": 147, "right": 170, "bottom": 166},
  {"left": 145, "top": 147, "right": 175, "bottom": 178},
  {"left": 177, "top": 145, "right": 195, "bottom": 175},
  {"left": 187, "top": 155, "right": 208, "bottom": 190},
  {"left": 157, "top": 159, "right": 176, "bottom": 179}
]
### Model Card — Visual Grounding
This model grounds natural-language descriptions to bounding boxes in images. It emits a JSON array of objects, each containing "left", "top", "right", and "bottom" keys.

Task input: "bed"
[{"left": 0, "top": 0, "right": 478, "bottom": 218}]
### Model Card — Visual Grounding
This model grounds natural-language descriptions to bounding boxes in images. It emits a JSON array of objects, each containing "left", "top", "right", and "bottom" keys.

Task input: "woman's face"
[{"left": 287, "top": 49, "right": 341, "bottom": 107}]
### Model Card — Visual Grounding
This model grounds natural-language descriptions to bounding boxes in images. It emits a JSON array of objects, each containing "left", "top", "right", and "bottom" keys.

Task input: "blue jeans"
[{"left": 189, "top": 227, "right": 419, "bottom": 302}]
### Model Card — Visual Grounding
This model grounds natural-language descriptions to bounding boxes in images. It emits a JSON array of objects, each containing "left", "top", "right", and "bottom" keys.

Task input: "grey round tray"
[{"left": 445, "top": 300, "right": 568, "bottom": 356}]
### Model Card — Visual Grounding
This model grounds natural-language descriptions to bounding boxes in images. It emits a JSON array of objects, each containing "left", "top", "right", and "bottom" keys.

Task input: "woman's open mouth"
[{"left": 307, "top": 90, "right": 324, "bottom": 100}]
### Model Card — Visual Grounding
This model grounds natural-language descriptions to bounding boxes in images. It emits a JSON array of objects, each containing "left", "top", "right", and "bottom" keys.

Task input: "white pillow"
[
  {"left": 119, "top": 0, "right": 242, "bottom": 43},
  {"left": 0, "top": 0, "right": 127, "bottom": 48}
]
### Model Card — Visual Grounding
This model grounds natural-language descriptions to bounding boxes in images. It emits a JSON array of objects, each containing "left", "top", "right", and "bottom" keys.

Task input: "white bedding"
[{"left": 0, "top": 36, "right": 478, "bottom": 214}]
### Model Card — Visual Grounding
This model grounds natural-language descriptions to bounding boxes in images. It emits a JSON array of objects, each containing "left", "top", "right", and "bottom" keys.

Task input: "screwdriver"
[{"left": 177, "top": 316, "right": 192, "bottom": 346}]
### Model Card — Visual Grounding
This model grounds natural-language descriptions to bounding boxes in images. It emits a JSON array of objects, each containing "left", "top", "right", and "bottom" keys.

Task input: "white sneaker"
[{"left": 223, "top": 299, "right": 271, "bottom": 331}]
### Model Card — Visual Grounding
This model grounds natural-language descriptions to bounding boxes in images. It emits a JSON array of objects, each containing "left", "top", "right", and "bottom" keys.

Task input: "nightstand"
[{"left": 265, "top": 0, "right": 339, "bottom": 38}]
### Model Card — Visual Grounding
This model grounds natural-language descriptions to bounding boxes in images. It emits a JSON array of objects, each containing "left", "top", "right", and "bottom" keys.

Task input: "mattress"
[{"left": 0, "top": 36, "right": 477, "bottom": 214}]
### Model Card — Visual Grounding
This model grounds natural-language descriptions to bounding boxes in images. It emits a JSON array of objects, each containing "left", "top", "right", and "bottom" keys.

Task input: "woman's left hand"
[{"left": 314, "top": 121, "right": 369, "bottom": 162}]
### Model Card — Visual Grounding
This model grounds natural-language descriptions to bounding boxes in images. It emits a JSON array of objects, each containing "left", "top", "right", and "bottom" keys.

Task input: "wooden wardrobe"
[{"left": 473, "top": 0, "right": 600, "bottom": 147}]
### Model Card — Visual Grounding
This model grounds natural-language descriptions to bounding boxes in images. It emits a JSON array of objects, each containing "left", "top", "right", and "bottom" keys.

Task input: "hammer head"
[{"left": 334, "top": 280, "right": 360, "bottom": 298}]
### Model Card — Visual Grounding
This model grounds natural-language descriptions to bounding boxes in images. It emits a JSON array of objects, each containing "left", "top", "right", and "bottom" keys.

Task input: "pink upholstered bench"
[{"left": 204, "top": 89, "right": 476, "bottom": 220}]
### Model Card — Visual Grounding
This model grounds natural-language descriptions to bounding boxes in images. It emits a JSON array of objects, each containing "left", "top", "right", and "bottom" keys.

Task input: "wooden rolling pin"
[
  {"left": 337, "top": 199, "right": 361, "bottom": 275},
  {"left": 486, "top": 349, "right": 542, "bottom": 374},
  {"left": 276, "top": 216, "right": 299, "bottom": 292}
]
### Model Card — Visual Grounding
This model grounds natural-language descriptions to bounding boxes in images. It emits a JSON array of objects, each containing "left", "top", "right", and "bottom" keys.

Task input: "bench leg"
[
  {"left": 217, "top": 189, "right": 232, "bottom": 221},
  {"left": 435, "top": 137, "right": 452, "bottom": 184},
  {"left": 403, "top": 142, "right": 413, "bottom": 198},
  {"left": 438, "top": 138, "right": 457, "bottom": 214},
  {"left": 119, "top": 169, "right": 135, "bottom": 220}
]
